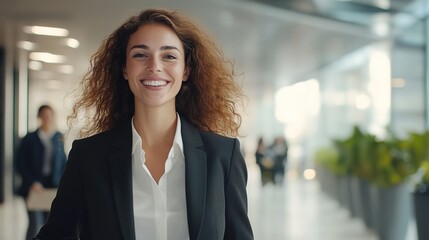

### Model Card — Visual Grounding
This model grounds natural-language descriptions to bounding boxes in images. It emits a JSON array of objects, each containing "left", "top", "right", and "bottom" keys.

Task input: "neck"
[{"left": 133, "top": 106, "right": 177, "bottom": 148}]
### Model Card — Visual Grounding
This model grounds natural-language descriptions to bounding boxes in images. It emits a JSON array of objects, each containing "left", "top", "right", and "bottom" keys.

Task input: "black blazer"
[
  {"left": 16, "top": 130, "right": 67, "bottom": 198},
  {"left": 35, "top": 117, "right": 253, "bottom": 240}
]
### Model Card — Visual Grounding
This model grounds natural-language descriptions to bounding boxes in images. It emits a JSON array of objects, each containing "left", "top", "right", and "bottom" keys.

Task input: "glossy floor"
[{"left": 0, "top": 163, "right": 418, "bottom": 240}]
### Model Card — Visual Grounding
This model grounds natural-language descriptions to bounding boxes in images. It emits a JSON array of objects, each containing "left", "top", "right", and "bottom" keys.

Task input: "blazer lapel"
[
  {"left": 108, "top": 122, "right": 136, "bottom": 240},
  {"left": 181, "top": 117, "right": 207, "bottom": 240}
]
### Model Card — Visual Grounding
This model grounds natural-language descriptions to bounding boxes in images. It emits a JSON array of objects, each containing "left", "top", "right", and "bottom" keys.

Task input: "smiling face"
[{"left": 124, "top": 23, "right": 188, "bottom": 110}]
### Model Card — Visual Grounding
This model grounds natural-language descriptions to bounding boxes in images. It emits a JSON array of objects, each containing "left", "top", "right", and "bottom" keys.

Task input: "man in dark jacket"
[{"left": 16, "top": 105, "right": 67, "bottom": 240}]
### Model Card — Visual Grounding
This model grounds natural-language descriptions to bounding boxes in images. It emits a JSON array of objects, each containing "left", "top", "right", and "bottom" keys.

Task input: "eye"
[
  {"left": 132, "top": 53, "right": 146, "bottom": 58},
  {"left": 164, "top": 54, "right": 177, "bottom": 60}
]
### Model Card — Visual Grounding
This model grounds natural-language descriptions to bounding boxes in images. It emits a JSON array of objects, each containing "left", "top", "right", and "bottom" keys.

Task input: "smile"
[{"left": 141, "top": 80, "right": 168, "bottom": 87}]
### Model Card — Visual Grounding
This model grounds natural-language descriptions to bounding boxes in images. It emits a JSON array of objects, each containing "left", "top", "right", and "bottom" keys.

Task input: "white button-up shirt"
[
  {"left": 131, "top": 116, "right": 190, "bottom": 240},
  {"left": 38, "top": 129, "right": 54, "bottom": 176}
]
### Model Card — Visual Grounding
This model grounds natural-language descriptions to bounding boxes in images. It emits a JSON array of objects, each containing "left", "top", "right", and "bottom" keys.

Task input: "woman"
[{"left": 35, "top": 8, "right": 253, "bottom": 240}]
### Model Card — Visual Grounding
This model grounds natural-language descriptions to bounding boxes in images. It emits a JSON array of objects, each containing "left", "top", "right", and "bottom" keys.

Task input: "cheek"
[
  {"left": 174, "top": 65, "right": 187, "bottom": 79},
  {"left": 125, "top": 63, "right": 136, "bottom": 75},
  {"left": 125, "top": 60, "right": 144, "bottom": 73}
]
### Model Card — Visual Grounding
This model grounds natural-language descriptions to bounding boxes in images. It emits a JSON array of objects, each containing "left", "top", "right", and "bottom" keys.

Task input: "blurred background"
[{"left": 1, "top": 0, "right": 428, "bottom": 239}]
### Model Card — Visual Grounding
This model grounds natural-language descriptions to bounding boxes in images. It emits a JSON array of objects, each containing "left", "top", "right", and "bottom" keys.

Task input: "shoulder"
[
  {"left": 199, "top": 130, "right": 236, "bottom": 145},
  {"left": 20, "top": 130, "right": 39, "bottom": 143},
  {"left": 199, "top": 130, "right": 240, "bottom": 155},
  {"left": 27, "top": 130, "right": 39, "bottom": 138},
  {"left": 68, "top": 127, "right": 121, "bottom": 168},
  {"left": 72, "top": 128, "right": 114, "bottom": 149},
  {"left": 181, "top": 116, "right": 239, "bottom": 152},
  {"left": 71, "top": 121, "right": 131, "bottom": 151}
]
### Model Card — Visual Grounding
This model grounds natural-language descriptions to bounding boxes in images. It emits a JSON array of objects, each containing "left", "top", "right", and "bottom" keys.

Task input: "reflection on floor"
[
  {"left": 246, "top": 163, "right": 418, "bottom": 240},
  {"left": 0, "top": 163, "right": 418, "bottom": 240}
]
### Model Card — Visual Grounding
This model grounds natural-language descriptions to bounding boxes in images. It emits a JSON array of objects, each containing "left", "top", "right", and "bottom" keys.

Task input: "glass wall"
[
  {"left": 309, "top": 12, "right": 427, "bottom": 158},
  {"left": 390, "top": 19, "right": 426, "bottom": 137}
]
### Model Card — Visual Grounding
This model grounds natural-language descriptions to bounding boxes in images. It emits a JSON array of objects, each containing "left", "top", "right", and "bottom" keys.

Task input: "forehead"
[{"left": 127, "top": 23, "right": 183, "bottom": 49}]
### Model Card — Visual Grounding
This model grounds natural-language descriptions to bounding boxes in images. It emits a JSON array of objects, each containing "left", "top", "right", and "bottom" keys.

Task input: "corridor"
[{"left": 0, "top": 161, "right": 419, "bottom": 240}]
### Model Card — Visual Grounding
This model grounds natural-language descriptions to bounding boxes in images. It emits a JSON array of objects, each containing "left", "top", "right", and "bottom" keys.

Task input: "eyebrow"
[{"left": 130, "top": 44, "right": 181, "bottom": 52}]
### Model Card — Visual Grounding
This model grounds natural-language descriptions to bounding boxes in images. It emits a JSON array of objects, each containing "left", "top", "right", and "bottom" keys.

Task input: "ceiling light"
[
  {"left": 28, "top": 61, "right": 43, "bottom": 71},
  {"left": 374, "top": 0, "right": 390, "bottom": 9},
  {"left": 17, "top": 41, "right": 36, "bottom": 51},
  {"left": 23, "top": 26, "right": 69, "bottom": 37},
  {"left": 371, "top": 14, "right": 391, "bottom": 37},
  {"left": 65, "top": 38, "right": 80, "bottom": 48},
  {"left": 29, "top": 52, "right": 67, "bottom": 63}
]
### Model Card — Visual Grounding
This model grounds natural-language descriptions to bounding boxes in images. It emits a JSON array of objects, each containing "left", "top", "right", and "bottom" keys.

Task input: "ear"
[
  {"left": 123, "top": 69, "right": 128, "bottom": 80},
  {"left": 183, "top": 66, "right": 190, "bottom": 81}
]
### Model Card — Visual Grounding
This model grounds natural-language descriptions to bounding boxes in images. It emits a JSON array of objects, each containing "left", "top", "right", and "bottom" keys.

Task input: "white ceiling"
[{"left": 0, "top": 0, "right": 383, "bottom": 95}]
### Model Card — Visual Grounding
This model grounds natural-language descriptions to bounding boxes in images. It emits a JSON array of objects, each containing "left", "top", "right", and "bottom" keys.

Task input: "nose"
[{"left": 146, "top": 57, "right": 161, "bottom": 72}]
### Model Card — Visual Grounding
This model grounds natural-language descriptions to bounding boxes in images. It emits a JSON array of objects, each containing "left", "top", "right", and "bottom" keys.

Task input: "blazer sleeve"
[
  {"left": 224, "top": 139, "right": 254, "bottom": 240},
  {"left": 34, "top": 141, "right": 84, "bottom": 240}
]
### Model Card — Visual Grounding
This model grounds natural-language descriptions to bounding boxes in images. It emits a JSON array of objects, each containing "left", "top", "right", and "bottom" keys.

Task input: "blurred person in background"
[
  {"left": 270, "top": 136, "right": 288, "bottom": 185},
  {"left": 35, "top": 8, "right": 253, "bottom": 240},
  {"left": 255, "top": 136, "right": 274, "bottom": 185},
  {"left": 16, "top": 105, "right": 67, "bottom": 240}
]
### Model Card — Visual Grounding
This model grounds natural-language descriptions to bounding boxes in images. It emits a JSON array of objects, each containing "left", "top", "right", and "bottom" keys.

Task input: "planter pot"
[
  {"left": 413, "top": 191, "right": 429, "bottom": 240},
  {"left": 358, "top": 178, "right": 373, "bottom": 229},
  {"left": 346, "top": 175, "right": 357, "bottom": 218},
  {"left": 350, "top": 176, "right": 363, "bottom": 220},
  {"left": 315, "top": 165, "right": 338, "bottom": 200},
  {"left": 326, "top": 171, "right": 339, "bottom": 202},
  {"left": 370, "top": 184, "right": 412, "bottom": 240},
  {"left": 337, "top": 174, "right": 356, "bottom": 217},
  {"left": 315, "top": 165, "right": 329, "bottom": 197},
  {"left": 337, "top": 175, "right": 348, "bottom": 208}
]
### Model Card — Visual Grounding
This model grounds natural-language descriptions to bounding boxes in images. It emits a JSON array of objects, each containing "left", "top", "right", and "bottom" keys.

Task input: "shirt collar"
[{"left": 131, "top": 114, "right": 184, "bottom": 157}]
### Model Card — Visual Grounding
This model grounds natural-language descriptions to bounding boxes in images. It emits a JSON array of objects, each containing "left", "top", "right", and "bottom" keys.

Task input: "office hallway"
[
  {"left": 0, "top": 163, "right": 418, "bottom": 240},
  {"left": 246, "top": 162, "right": 418, "bottom": 240}
]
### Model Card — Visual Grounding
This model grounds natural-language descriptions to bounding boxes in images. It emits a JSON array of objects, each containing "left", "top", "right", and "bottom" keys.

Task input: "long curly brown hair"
[{"left": 69, "top": 8, "right": 244, "bottom": 138}]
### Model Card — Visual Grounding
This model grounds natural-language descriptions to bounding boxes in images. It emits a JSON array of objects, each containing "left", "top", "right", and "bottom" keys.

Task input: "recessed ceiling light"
[
  {"left": 23, "top": 26, "right": 69, "bottom": 37},
  {"left": 29, "top": 52, "right": 67, "bottom": 63},
  {"left": 65, "top": 38, "right": 80, "bottom": 48},
  {"left": 17, "top": 41, "right": 36, "bottom": 51}
]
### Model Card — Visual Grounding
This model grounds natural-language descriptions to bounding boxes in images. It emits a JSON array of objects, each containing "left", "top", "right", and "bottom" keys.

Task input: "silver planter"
[{"left": 370, "top": 183, "right": 412, "bottom": 240}]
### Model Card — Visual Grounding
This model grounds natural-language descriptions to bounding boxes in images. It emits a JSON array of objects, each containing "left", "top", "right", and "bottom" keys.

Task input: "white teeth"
[{"left": 142, "top": 80, "right": 167, "bottom": 87}]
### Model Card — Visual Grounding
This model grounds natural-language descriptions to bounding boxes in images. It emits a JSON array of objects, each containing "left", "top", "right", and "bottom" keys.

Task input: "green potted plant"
[
  {"left": 369, "top": 134, "right": 413, "bottom": 240},
  {"left": 402, "top": 130, "right": 429, "bottom": 240},
  {"left": 353, "top": 131, "right": 378, "bottom": 229},
  {"left": 315, "top": 127, "right": 428, "bottom": 240},
  {"left": 332, "top": 137, "right": 355, "bottom": 212}
]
